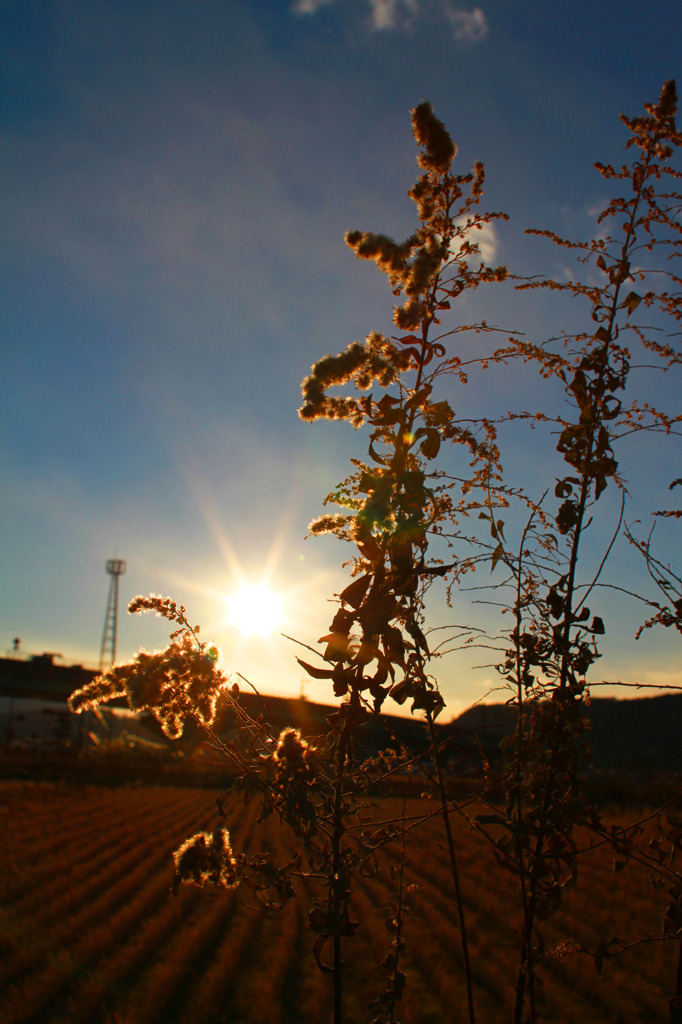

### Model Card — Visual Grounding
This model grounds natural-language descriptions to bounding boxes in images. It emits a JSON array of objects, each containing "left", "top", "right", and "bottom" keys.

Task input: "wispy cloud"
[
  {"left": 587, "top": 197, "right": 608, "bottom": 219},
  {"left": 291, "top": 0, "right": 335, "bottom": 14},
  {"left": 0, "top": 96, "right": 356, "bottom": 335},
  {"left": 444, "top": 4, "right": 488, "bottom": 43},
  {"left": 367, "top": 0, "right": 419, "bottom": 31},
  {"left": 290, "top": 0, "right": 489, "bottom": 44}
]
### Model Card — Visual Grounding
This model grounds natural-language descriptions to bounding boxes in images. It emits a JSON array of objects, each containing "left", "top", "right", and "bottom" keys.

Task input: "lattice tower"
[{"left": 100, "top": 559, "right": 126, "bottom": 671}]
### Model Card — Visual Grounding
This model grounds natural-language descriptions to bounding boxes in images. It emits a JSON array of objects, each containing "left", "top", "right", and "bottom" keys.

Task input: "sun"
[{"left": 225, "top": 581, "right": 285, "bottom": 639}]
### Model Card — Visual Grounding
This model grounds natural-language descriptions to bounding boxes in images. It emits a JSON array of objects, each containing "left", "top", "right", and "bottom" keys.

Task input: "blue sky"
[{"left": 1, "top": 0, "right": 681, "bottom": 714}]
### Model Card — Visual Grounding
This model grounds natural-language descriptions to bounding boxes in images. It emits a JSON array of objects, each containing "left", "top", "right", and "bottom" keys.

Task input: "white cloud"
[
  {"left": 587, "top": 197, "right": 608, "bottom": 219},
  {"left": 368, "top": 0, "right": 419, "bottom": 31},
  {"left": 290, "top": 0, "right": 336, "bottom": 14},
  {"left": 444, "top": 4, "right": 488, "bottom": 43},
  {"left": 290, "top": 0, "right": 487, "bottom": 43},
  {"left": 449, "top": 218, "right": 499, "bottom": 267}
]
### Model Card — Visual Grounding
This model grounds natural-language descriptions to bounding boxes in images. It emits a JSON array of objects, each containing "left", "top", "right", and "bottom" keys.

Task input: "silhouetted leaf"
[
  {"left": 296, "top": 658, "right": 334, "bottom": 680},
  {"left": 389, "top": 680, "right": 408, "bottom": 704},
  {"left": 319, "top": 632, "right": 349, "bottom": 662},
  {"left": 382, "top": 625, "right": 405, "bottom": 664},
  {"left": 368, "top": 437, "right": 388, "bottom": 465},
  {"left": 419, "top": 427, "right": 441, "bottom": 460},
  {"left": 355, "top": 640, "right": 379, "bottom": 666},
  {"left": 622, "top": 290, "right": 641, "bottom": 315},
  {"left": 556, "top": 500, "right": 579, "bottom": 535},
  {"left": 405, "top": 619, "right": 429, "bottom": 653},
  {"left": 339, "top": 574, "right": 371, "bottom": 609}
]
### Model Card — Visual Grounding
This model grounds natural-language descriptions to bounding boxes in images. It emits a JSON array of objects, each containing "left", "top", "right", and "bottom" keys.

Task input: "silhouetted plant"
[
  {"left": 297, "top": 99, "right": 521, "bottom": 1024},
  {"left": 474, "top": 79, "right": 682, "bottom": 1024},
  {"left": 68, "top": 84, "right": 682, "bottom": 1024}
]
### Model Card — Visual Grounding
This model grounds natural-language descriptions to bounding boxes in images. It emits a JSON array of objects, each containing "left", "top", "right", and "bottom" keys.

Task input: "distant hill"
[
  {"left": 454, "top": 693, "right": 682, "bottom": 775},
  {"left": 2, "top": 654, "right": 679, "bottom": 778},
  {"left": 206, "top": 689, "right": 682, "bottom": 777}
]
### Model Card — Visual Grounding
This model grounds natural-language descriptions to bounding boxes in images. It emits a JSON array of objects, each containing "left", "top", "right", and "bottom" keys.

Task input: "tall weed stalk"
[
  {"left": 485, "top": 80, "right": 682, "bottom": 1023},
  {"left": 67, "top": 84, "right": 682, "bottom": 1023}
]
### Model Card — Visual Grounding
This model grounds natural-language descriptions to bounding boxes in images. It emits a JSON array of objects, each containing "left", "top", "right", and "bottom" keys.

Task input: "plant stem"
[
  {"left": 331, "top": 700, "right": 356, "bottom": 1024},
  {"left": 512, "top": 523, "right": 534, "bottom": 1024},
  {"left": 425, "top": 708, "right": 477, "bottom": 1024}
]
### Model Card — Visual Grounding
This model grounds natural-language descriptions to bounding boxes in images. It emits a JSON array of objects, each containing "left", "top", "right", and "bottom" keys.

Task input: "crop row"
[{"left": 0, "top": 783, "right": 678, "bottom": 1023}]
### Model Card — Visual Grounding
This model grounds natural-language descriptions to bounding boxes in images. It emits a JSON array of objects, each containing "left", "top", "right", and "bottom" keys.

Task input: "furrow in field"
[
  {"left": 1, "top": 786, "right": 199, "bottom": 905},
  {"left": 0, "top": 789, "right": 227, "bottom": 1010},
  {"left": 0, "top": 798, "right": 210, "bottom": 993},
  {"left": 0, "top": 784, "right": 676, "bottom": 1024},
  {"left": 55, "top": 794, "right": 261, "bottom": 1024}
]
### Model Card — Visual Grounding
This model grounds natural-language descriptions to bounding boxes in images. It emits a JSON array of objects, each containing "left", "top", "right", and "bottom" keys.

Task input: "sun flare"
[{"left": 225, "top": 581, "right": 285, "bottom": 639}]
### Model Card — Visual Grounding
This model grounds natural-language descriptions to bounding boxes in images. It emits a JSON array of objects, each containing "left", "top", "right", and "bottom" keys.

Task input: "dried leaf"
[
  {"left": 339, "top": 574, "right": 372, "bottom": 610},
  {"left": 296, "top": 658, "right": 335, "bottom": 680}
]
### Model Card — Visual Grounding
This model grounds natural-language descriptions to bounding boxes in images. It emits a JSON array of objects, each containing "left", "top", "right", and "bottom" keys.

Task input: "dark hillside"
[{"left": 453, "top": 693, "right": 682, "bottom": 775}]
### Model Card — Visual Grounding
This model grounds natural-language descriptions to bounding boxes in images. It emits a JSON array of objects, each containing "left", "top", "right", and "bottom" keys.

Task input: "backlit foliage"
[
  {"left": 172, "top": 827, "right": 239, "bottom": 894},
  {"left": 482, "top": 80, "right": 682, "bottom": 1024},
  {"left": 68, "top": 85, "right": 682, "bottom": 1024},
  {"left": 69, "top": 596, "right": 226, "bottom": 738}
]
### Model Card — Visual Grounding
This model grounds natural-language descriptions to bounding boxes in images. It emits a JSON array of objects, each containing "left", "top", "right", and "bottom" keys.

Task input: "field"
[{"left": 0, "top": 781, "right": 677, "bottom": 1024}]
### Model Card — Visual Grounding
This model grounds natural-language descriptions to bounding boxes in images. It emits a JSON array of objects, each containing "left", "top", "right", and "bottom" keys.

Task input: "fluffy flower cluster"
[
  {"left": 275, "top": 727, "right": 310, "bottom": 765},
  {"left": 272, "top": 728, "right": 318, "bottom": 837},
  {"left": 172, "top": 828, "right": 239, "bottom": 894},
  {"left": 128, "top": 594, "right": 185, "bottom": 621},
  {"left": 68, "top": 632, "right": 227, "bottom": 738},
  {"left": 308, "top": 513, "right": 354, "bottom": 537},
  {"left": 299, "top": 332, "right": 414, "bottom": 425},
  {"left": 344, "top": 232, "right": 419, "bottom": 293},
  {"left": 411, "top": 101, "right": 457, "bottom": 172}
]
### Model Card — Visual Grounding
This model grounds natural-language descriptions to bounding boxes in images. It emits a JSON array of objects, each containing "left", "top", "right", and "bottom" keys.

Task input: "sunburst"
[{"left": 225, "top": 580, "right": 285, "bottom": 639}]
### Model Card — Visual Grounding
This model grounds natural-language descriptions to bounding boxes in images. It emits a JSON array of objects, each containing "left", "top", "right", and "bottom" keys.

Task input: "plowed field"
[{"left": 0, "top": 782, "right": 676, "bottom": 1023}]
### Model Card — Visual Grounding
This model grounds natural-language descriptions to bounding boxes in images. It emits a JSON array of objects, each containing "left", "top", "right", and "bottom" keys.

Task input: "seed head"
[{"left": 172, "top": 828, "right": 239, "bottom": 893}]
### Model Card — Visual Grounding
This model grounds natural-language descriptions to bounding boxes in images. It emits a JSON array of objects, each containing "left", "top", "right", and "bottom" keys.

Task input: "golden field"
[{"left": 0, "top": 781, "right": 676, "bottom": 1023}]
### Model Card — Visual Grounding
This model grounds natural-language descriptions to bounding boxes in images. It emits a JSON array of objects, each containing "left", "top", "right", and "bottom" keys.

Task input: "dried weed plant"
[{"left": 69, "top": 85, "right": 682, "bottom": 1024}]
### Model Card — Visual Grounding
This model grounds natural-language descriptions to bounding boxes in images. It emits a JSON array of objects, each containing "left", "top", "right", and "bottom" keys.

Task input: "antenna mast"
[{"left": 100, "top": 558, "right": 126, "bottom": 671}]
